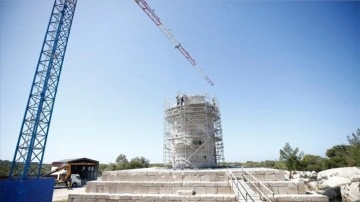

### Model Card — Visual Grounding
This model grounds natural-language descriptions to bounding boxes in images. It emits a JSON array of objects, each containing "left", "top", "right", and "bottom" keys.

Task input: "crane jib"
[{"left": 134, "top": 0, "right": 214, "bottom": 86}]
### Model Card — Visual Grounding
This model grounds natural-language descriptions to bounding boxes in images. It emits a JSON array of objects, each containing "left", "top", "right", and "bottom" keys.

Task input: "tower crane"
[
  {"left": 9, "top": 0, "right": 77, "bottom": 180},
  {"left": 134, "top": 0, "right": 214, "bottom": 86}
]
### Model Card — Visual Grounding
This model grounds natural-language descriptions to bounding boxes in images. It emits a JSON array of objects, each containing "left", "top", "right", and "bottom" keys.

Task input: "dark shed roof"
[{"left": 52, "top": 157, "right": 99, "bottom": 165}]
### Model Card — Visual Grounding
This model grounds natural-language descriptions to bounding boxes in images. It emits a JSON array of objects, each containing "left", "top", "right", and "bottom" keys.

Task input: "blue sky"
[{"left": 0, "top": 0, "right": 359, "bottom": 164}]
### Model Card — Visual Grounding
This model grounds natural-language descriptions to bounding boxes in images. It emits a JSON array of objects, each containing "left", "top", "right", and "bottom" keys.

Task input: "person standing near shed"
[{"left": 67, "top": 178, "right": 73, "bottom": 190}]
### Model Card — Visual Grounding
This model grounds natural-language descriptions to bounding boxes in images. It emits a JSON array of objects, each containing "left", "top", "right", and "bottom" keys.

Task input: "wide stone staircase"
[
  {"left": 68, "top": 168, "right": 237, "bottom": 202},
  {"left": 68, "top": 168, "right": 329, "bottom": 202}
]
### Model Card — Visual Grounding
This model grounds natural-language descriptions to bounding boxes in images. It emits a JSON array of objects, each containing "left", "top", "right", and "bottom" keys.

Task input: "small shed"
[{"left": 52, "top": 157, "right": 99, "bottom": 181}]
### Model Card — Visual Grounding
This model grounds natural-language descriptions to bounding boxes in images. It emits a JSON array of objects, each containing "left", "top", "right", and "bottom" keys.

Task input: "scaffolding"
[{"left": 164, "top": 94, "right": 225, "bottom": 169}]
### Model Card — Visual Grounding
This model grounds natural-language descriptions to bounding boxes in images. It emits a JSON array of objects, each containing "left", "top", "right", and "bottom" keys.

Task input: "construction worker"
[
  {"left": 176, "top": 95, "right": 180, "bottom": 105},
  {"left": 67, "top": 178, "right": 73, "bottom": 190}
]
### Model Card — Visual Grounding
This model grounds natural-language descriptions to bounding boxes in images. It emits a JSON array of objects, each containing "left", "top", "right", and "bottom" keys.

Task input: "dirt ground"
[{"left": 52, "top": 185, "right": 85, "bottom": 201}]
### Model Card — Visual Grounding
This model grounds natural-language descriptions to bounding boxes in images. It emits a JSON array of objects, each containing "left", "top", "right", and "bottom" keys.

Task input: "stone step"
[
  {"left": 228, "top": 180, "right": 263, "bottom": 202},
  {"left": 258, "top": 181, "right": 306, "bottom": 195},
  {"left": 102, "top": 169, "right": 227, "bottom": 182},
  {"left": 274, "top": 194, "right": 329, "bottom": 202},
  {"left": 86, "top": 181, "right": 233, "bottom": 194},
  {"left": 68, "top": 193, "right": 237, "bottom": 202},
  {"left": 231, "top": 169, "right": 285, "bottom": 181}
]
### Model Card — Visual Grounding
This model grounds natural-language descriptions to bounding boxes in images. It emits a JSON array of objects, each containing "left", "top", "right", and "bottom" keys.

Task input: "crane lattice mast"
[
  {"left": 9, "top": 0, "right": 77, "bottom": 179},
  {"left": 134, "top": 0, "right": 214, "bottom": 86}
]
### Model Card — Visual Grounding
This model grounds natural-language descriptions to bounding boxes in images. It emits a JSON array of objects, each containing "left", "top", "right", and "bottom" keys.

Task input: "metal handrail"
[
  {"left": 227, "top": 168, "right": 255, "bottom": 202},
  {"left": 241, "top": 168, "right": 274, "bottom": 202}
]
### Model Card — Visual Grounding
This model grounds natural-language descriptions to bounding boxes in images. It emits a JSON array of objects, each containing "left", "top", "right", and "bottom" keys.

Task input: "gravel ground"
[{"left": 52, "top": 186, "right": 85, "bottom": 201}]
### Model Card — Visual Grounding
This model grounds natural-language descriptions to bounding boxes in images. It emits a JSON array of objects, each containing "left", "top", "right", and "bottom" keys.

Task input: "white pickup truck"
[
  {"left": 67, "top": 174, "right": 81, "bottom": 187},
  {"left": 52, "top": 170, "right": 82, "bottom": 187}
]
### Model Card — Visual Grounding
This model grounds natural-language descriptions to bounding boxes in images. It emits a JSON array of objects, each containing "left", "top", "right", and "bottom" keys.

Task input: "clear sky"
[{"left": 0, "top": 0, "right": 359, "bottom": 165}]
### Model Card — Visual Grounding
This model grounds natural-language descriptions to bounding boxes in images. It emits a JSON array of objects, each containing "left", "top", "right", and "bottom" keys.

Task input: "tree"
[
  {"left": 347, "top": 128, "right": 360, "bottom": 166},
  {"left": 116, "top": 154, "right": 128, "bottom": 164},
  {"left": 98, "top": 164, "right": 109, "bottom": 176},
  {"left": 279, "top": 142, "right": 303, "bottom": 179},
  {"left": 115, "top": 154, "right": 129, "bottom": 170},
  {"left": 0, "top": 160, "right": 11, "bottom": 177},
  {"left": 105, "top": 163, "right": 118, "bottom": 171},
  {"left": 325, "top": 144, "right": 350, "bottom": 168},
  {"left": 129, "top": 157, "right": 150, "bottom": 169},
  {"left": 273, "top": 160, "right": 286, "bottom": 170},
  {"left": 106, "top": 154, "right": 150, "bottom": 171},
  {"left": 300, "top": 154, "right": 326, "bottom": 172}
]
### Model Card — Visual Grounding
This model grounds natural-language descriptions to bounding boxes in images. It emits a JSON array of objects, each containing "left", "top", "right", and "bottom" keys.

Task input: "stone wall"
[{"left": 101, "top": 169, "right": 228, "bottom": 182}]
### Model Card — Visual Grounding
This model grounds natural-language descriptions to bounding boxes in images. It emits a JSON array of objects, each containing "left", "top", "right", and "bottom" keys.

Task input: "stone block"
[
  {"left": 214, "top": 182, "right": 227, "bottom": 187},
  {"left": 176, "top": 189, "right": 195, "bottom": 195},
  {"left": 276, "top": 173, "right": 286, "bottom": 181},
  {"left": 209, "top": 174, "right": 222, "bottom": 182},
  {"left": 217, "top": 186, "right": 231, "bottom": 194},
  {"left": 148, "top": 186, "right": 159, "bottom": 194},
  {"left": 275, "top": 195, "right": 292, "bottom": 202},
  {"left": 108, "top": 186, "right": 116, "bottom": 194},
  {"left": 149, "top": 175, "right": 159, "bottom": 181},
  {"left": 170, "top": 187, "right": 179, "bottom": 194},
  {"left": 270, "top": 181, "right": 286, "bottom": 187},
  {"left": 204, "top": 182, "right": 216, "bottom": 187},
  {"left": 87, "top": 184, "right": 96, "bottom": 193},
  {"left": 102, "top": 185, "right": 109, "bottom": 193},
  {"left": 183, "top": 174, "right": 194, "bottom": 182},
  {"left": 172, "top": 174, "right": 182, "bottom": 182},
  {"left": 147, "top": 171, "right": 159, "bottom": 176},
  {"left": 264, "top": 174, "right": 275, "bottom": 181},
  {"left": 191, "top": 175, "right": 201, "bottom": 181},
  {"left": 205, "top": 186, "right": 218, "bottom": 194},
  {"left": 253, "top": 174, "right": 264, "bottom": 181},
  {"left": 74, "top": 198, "right": 90, "bottom": 202},
  {"left": 159, "top": 174, "right": 171, "bottom": 182},
  {"left": 288, "top": 182, "right": 296, "bottom": 187},
  {"left": 278, "top": 186, "right": 288, "bottom": 194},
  {"left": 142, "top": 182, "right": 154, "bottom": 187},
  {"left": 200, "top": 175, "right": 210, "bottom": 181},
  {"left": 194, "top": 186, "right": 206, "bottom": 194},
  {"left": 287, "top": 186, "right": 299, "bottom": 194},
  {"left": 172, "top": 182, "right": 184, "bottom": 187},
  {"left": 159, "top": 186, "right": 172, "bottom": 194},
  {"left": 95, "top": 194, "right": 106, "bottom": 199},
  {"left": 95, "top": 185, "right": 102, "bottom": 193},
  {"left": 271, "top": 186, "right": 279, "bottom": 194},
  {"left": 298, "top": 183, "right": 306, "bottom": 194},
  {"left": 121, "top": 184, "right": 132, "bottom": 193}
]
